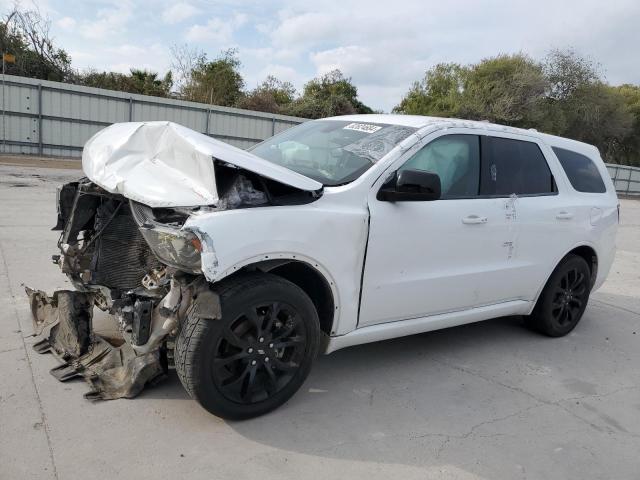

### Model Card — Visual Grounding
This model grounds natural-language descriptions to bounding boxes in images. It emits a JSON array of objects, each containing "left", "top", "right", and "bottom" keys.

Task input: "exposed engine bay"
[{"left": 26, "top": 164, "right": 319, "bottom": 400}]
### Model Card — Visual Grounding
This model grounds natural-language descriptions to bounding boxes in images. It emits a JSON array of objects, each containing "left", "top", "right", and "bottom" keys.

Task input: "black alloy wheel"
[
  {"left": 175, "top": 273, "right": 320, "bottom": 419},
  {"left": 526, "top": 254, "right": 592, "bottom": 337},
  {"left": 550, "top": 266, "right": 588, "bottom": 328},
  {"left": 212, "top": 301, "right": 308, "bottom": 404}
]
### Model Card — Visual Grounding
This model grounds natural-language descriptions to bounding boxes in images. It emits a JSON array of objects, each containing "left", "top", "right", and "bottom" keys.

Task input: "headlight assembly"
[
  {"left": 137, "top": 225, "right": 202, "bottom": 273},
  {"left": 130, "top": 201, "right": 202, "bottom": 273}
]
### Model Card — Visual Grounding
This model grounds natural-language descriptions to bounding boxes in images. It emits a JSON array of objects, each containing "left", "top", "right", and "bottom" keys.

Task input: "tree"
[
  {"left": 394, "top": 55, "right": 548, "bottom": 127},
  {"left": 395, "top": 50, "right": 637, "bottom": 164},
  {"left": 236, "top": 75, "right": 296, "bottom": 114},
  {"left": 557, "top": 83, "right": 631, "bottom": 157},
  {"left": 393, "top": 63, "right": 465, "bottom": 116},
  {"left": 177, "top": 48, "right": 244, "bottom": 106},
  {"left": 540, "top": 50, "right": 632, "bottom": 161},
  {"left": 283, "top": 70, "right": 373, "bottom": 119},
  {"left": 459, "top": 54, "right": 548, "bottom": 127},
  {"left": 0, "top": 5, "right": 72, "bottom": 81},
  {"left": 129, "top": 69, "right": 173, "bottom": 96},
  {"left": 544, "top": 48, "right": 601, "bottom": 101},
  {"left": 170, "top": 43, "right": 205, "bottom": 92},
  {"left": 77, "top": 69, "right": 173, "bottom": 97},
  {"left": 616, "top": 84, "right": 640, "bottom": 166}
]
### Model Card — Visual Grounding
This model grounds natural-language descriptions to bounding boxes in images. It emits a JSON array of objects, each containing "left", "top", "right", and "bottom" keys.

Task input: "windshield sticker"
[
  {"left": 343, "top": 123, "right": 382, "bottom": 134},
  {"left": 343, "top": 125, "right": 417, "bottom": 163}
]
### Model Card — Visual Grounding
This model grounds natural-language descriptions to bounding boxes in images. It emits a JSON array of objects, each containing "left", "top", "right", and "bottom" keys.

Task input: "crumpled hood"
[{"left": 82, "top": 121, "right": 322, "bottom": 207}]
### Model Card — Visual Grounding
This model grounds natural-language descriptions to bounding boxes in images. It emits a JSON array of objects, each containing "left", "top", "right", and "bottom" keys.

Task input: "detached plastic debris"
[{"left": 25, "top": 287, "right": 165, "bottom": 400}]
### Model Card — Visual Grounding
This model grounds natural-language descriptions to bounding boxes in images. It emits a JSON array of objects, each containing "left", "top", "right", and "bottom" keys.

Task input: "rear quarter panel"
[{"left": 534, "top": 140, "right": 618, "bottom": 300}]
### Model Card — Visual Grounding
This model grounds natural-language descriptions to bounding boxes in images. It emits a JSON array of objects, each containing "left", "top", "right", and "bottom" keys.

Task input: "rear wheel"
[
  {"left": 526, "top": 254, "right": 592, "bottom": 337},
  {"left": 175, "top": 273, "right": 320, "bottom": 420}
]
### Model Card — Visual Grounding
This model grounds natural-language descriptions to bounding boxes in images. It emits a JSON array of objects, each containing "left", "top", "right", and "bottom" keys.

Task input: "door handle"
[
  {"left": 556, "top": 211, "right": 574, "bottom": 220},
  {"left": 462, "top": 215, "right": 488, "bottom": 225}
]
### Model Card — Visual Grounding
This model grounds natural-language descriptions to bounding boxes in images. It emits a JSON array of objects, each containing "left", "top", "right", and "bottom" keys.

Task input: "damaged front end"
[
  {"left": 26, "top": 179, "right": 220, "bottom": 400},
  {"left": 26, "top": 121, "right": 323, "bottom": 401}
]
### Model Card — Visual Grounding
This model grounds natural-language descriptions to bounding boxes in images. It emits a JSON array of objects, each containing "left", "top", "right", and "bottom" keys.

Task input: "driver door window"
[{"left": 400, "top": 134, "right": 480, "bottom": 199}]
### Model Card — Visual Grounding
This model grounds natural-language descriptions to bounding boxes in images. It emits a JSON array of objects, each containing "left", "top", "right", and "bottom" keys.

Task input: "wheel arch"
[
  {"left": 215, "top": 255, "right": 338, "bottom": 338},
  {"left": 531, "top": 243, "right": 598, "bottom": 311},
  {"left": 568, "top": 245, "right": 598, "bottom": 288}
]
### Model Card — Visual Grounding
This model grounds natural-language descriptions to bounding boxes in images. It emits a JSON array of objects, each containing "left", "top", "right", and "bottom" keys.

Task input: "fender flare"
[{"left": 211, "top": 252, "right": 341, "bottom": 333}]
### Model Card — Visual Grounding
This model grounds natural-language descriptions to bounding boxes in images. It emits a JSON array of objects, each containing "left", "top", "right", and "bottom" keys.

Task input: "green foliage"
[
  {"left": 538, "top": 51, "right": 633, "bottom": 163},
  {"left": 179, "top": 48, "right": 244, "bottom": 106},
  {"left": 395, "top": 55, "right": 548, "bottom": 127},
  {"left": 78, "top": 69, "right": 173, "bottom": 97},
  {"left": 460, "top": 54, "right": 548, "bottom": 127},
  {"left": 282, "top": 70, "right": 373, "bottom": 119},
  {"left": 544, "top": 48, "right": 601, "bottom": 101},
  {"left": 236, "top": 76, "right": 296, "bottom": 114},
  {"left": 614, "top": 84, "right": 640, "bottom": 166},
  {"left": 0, "top": 7, "right": 73, "bottom": 81},
  {"left": 393, "top": 64, "right": 465, "bottom": 117},
  {"left": 395, "top": 50, "right": 640, "bottom": 166}
]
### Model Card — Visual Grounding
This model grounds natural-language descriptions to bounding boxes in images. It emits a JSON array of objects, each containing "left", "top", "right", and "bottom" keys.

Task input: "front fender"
[{"left": 184, "top": 203, "right": 369, "bottom": 336}]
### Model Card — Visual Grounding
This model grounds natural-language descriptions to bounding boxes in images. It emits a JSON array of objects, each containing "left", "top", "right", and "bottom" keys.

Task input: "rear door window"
[
  {"left": 552, "top": 147, "right": 606, "bottom": 193},
  {"left": 480, "top": 136, "right": 556, "bottom": 196}
]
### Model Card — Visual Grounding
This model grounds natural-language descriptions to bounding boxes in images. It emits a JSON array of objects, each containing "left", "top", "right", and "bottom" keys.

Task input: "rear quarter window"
[{"left": 552, "top": 147, "right": 607, "bottom": 193}]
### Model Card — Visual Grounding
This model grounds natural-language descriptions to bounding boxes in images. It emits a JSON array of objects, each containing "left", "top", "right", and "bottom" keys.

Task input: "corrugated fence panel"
[
  {"left": 274, "top": 121, "right": 294, "bottom": 135},
  {"left": 42, "top": 119, "right": 103, "bottom": 150},
  {"left": 134, "top": 101, "right": 206, "bottom": 132},
  {"left": 606, "top": 164, "right": 640, "bottom": 196},
  {"left": 211, "top": 111, "right": 269, "bottom": 143},
  {"left": 0, "top": 74, "right": 305, "bottom": 158}
]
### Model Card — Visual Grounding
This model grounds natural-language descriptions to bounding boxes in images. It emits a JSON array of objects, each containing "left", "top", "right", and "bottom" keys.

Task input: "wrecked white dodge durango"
[{"left": 27, "top": 115, "right": 618, "bottom": 419}]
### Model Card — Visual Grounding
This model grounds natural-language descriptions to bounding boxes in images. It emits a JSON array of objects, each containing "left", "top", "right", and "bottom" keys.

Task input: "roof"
[
  {"left": 320, "top": 114, "right": 600, "bottom": 157},
  {"left": 321, "top": 114, "right": 443, "bottom": 128}
]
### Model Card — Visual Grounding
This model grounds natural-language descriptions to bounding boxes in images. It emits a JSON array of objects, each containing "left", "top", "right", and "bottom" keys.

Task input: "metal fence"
[
  {"left": 0, "top": 74, "right": 305, "bottom": 158},
  {"left": 606, "top": 163, "right": 640, "bottom": 196}
]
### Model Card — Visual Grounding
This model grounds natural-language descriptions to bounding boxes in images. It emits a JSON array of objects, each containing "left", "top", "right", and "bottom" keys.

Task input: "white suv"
[{"left": 28, "top": 115, "right": 618, "bottom": 419}]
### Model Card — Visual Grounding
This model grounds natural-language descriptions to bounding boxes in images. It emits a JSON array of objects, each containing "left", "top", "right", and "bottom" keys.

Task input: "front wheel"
[
  {"left": 175, "top": 273, "right": 320, "bottom": 420},
  {"left": 526, "top": 254, "right": 592, "bottom": 337}
]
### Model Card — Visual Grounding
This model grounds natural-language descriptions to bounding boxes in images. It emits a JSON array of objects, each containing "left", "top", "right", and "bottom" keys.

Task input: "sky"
[{"left": 4, "top": 0, "right": 640, "bottom": 111}]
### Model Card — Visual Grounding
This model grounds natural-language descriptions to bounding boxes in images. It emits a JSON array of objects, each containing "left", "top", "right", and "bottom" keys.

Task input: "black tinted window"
[
  {"left": 401, "top": 135, "right": 480, "bottom": 198},
  {"left": 480, "top": 137, "right": 555, "bottom": 196},
  {"left": 552, "top": 147, "right": 606, "bottom": 193}
]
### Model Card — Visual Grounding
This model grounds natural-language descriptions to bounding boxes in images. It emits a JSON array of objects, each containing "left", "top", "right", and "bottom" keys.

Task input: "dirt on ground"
[{"left": 0, "top": 154, "right": 81, "bottom": 170}]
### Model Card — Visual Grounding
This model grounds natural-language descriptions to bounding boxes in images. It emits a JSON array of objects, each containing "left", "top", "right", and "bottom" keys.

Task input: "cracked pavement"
[{"left": 1, "top": 160, "right": 639, "bottom": 480}]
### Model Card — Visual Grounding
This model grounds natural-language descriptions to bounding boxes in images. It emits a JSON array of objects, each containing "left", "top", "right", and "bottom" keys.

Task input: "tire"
[
  {"left": 526, "top": 254, "right": 592, "bottom": 337},
  {"left": 175, "top": 272, "right": 320, "bottom": 420}
]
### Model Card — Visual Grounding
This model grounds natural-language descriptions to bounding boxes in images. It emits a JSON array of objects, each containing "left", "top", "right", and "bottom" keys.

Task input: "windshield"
[{"left": 249, "top": 120, "right": 417, "bottom": 186}]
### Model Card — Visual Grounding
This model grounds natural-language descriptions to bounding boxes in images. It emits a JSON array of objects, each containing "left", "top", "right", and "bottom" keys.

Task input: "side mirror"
[{"left": 377, "top": 169, "right": 441, "bottom": 202}]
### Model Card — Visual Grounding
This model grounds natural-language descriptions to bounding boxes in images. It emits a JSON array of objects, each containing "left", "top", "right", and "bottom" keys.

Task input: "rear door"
[
  {"left": 478, "top": 134, "right": 573, "bottom": 301},
  {"left": 545, "top": 146, "right": 618, "bottom": 287}
]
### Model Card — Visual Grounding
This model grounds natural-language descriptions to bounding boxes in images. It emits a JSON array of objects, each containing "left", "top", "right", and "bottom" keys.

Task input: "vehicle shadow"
[
  {"left": 145, "top": 295, "right": 640, "bottom": 479},
  {"left": 225, "top": 316, "right": 536, "bottom": 469}
]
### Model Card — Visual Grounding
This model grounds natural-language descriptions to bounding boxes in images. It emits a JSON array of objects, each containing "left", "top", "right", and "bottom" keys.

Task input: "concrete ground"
[{"left": 1, "top": 161, "right": 639, "bottom": 480}]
